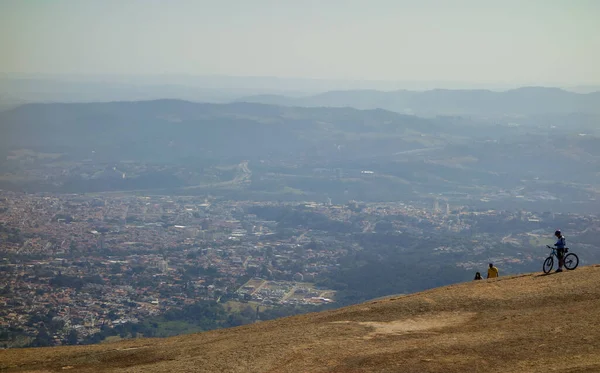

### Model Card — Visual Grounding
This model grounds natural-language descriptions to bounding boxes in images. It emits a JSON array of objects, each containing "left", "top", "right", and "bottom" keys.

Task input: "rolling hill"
[
  {"left": 1, "top": 99, "right": 599, "bottom": 212},
  {"left": 0, "top": 100, "right": 440, "bottom": 160},
  {"left": 237, "top": 87, "right": 600, "bottom": 117},
  {"left": 2, "top": 265, "right": 600, "bottom": 373}
]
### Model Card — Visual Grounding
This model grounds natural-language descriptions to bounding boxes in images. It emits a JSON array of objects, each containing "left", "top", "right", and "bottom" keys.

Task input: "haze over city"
[
  {"left": 2, "top": 0, "right": 599, "bottom": 88},
  {"left": 1, "top": 1, "right": 600, "bottom": 371}
]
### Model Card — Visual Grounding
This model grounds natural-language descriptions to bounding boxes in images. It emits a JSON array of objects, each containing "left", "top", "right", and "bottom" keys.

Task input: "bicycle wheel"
[
  {"left": 543, "top": 257, "right": 554, "bottom": 274},
  {"left": 564, "top": 253, "right": 579, "bottom": 270}
]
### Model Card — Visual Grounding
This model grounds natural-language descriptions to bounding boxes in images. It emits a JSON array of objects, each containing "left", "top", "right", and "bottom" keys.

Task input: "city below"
[{"left": 1, "top": 190, "right": 599, "bottom": 348}]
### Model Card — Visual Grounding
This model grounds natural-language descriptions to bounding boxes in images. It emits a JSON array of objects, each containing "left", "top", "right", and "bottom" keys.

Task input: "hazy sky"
[{"left": 1, "top": 0, "right": 599, "bottom": 85}]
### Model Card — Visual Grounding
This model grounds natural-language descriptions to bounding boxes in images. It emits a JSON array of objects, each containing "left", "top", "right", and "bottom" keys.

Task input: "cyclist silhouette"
[{"left": 554, "top": 230, "right": 566, "bottom": 273}]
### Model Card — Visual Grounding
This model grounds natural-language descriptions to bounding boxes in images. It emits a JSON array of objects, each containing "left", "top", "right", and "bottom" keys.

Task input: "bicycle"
[{"left": 543, "top": 245, "right": 579, "bottom": 274}]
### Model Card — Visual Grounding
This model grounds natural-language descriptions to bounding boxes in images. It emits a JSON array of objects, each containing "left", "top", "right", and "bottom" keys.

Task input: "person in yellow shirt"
[{"left": 487, "top": 263, "right": 499, "bottom": 278}]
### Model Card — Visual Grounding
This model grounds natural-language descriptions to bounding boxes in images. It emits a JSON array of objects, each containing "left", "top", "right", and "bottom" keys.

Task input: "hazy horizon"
[{"left": 2, "top": 0, "right": 599, "bottom": 87}]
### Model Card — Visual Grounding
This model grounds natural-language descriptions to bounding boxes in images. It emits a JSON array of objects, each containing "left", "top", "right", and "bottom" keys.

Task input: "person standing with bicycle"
[{"left": 554, "top": 230, "right": 566, "bottom": 272}]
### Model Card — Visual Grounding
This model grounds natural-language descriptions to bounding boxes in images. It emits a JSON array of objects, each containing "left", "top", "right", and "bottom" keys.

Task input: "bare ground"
[{"left": 3, "top": 265, "right": 600, "bottom": 373}]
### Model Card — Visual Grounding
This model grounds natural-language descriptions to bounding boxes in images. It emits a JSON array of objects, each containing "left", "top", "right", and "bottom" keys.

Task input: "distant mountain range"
[
  {"left": 2, "top": 75, "right": 599, "bottom": 118},
  {"left": 0, "top": 100, "right": 442, "bottom": 161},
  {"left": 1, "top": 99, "right": 598, "bottom": 167},
  {"left": 0, "top": 99, "right": 598, "bottom": 210},
  {"left": 237, "top": 87, "right": 600, "bottom": 117}
]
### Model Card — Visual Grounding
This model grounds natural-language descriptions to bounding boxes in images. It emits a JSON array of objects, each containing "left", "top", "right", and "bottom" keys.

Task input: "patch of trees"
[
  {"left": 60, "top": 171, "right": 184, "bottom": 193},
  {"left": 318, "top": 259, "right": 469, "bottom": 307},
  {"left": 25, "top": 310, "right": 76, "bottom": 347},
  {"left": 0, "top": 223, "right": 24, "bottom": 244},
  {"left": 50, "top": 273, "right": 104, "bottom": 290},
  {"left": 53, "top": 214, "right": 74, "bottom": 223},
  {"left": 247, "top": 205, "right": 356, "bottom": 233},
  {"left": 316, "top": 231, "right": 473, "bottom": 306}
]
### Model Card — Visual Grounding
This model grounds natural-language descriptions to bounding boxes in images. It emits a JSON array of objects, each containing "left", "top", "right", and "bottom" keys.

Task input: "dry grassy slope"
[{"left": 3, "top": 265, "right": 600, "bottom": 373}]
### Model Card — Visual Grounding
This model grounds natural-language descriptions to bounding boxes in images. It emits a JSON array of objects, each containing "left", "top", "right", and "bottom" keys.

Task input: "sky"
[{"left": 1, "top": 0, "right": 599, "bottom": 86}]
